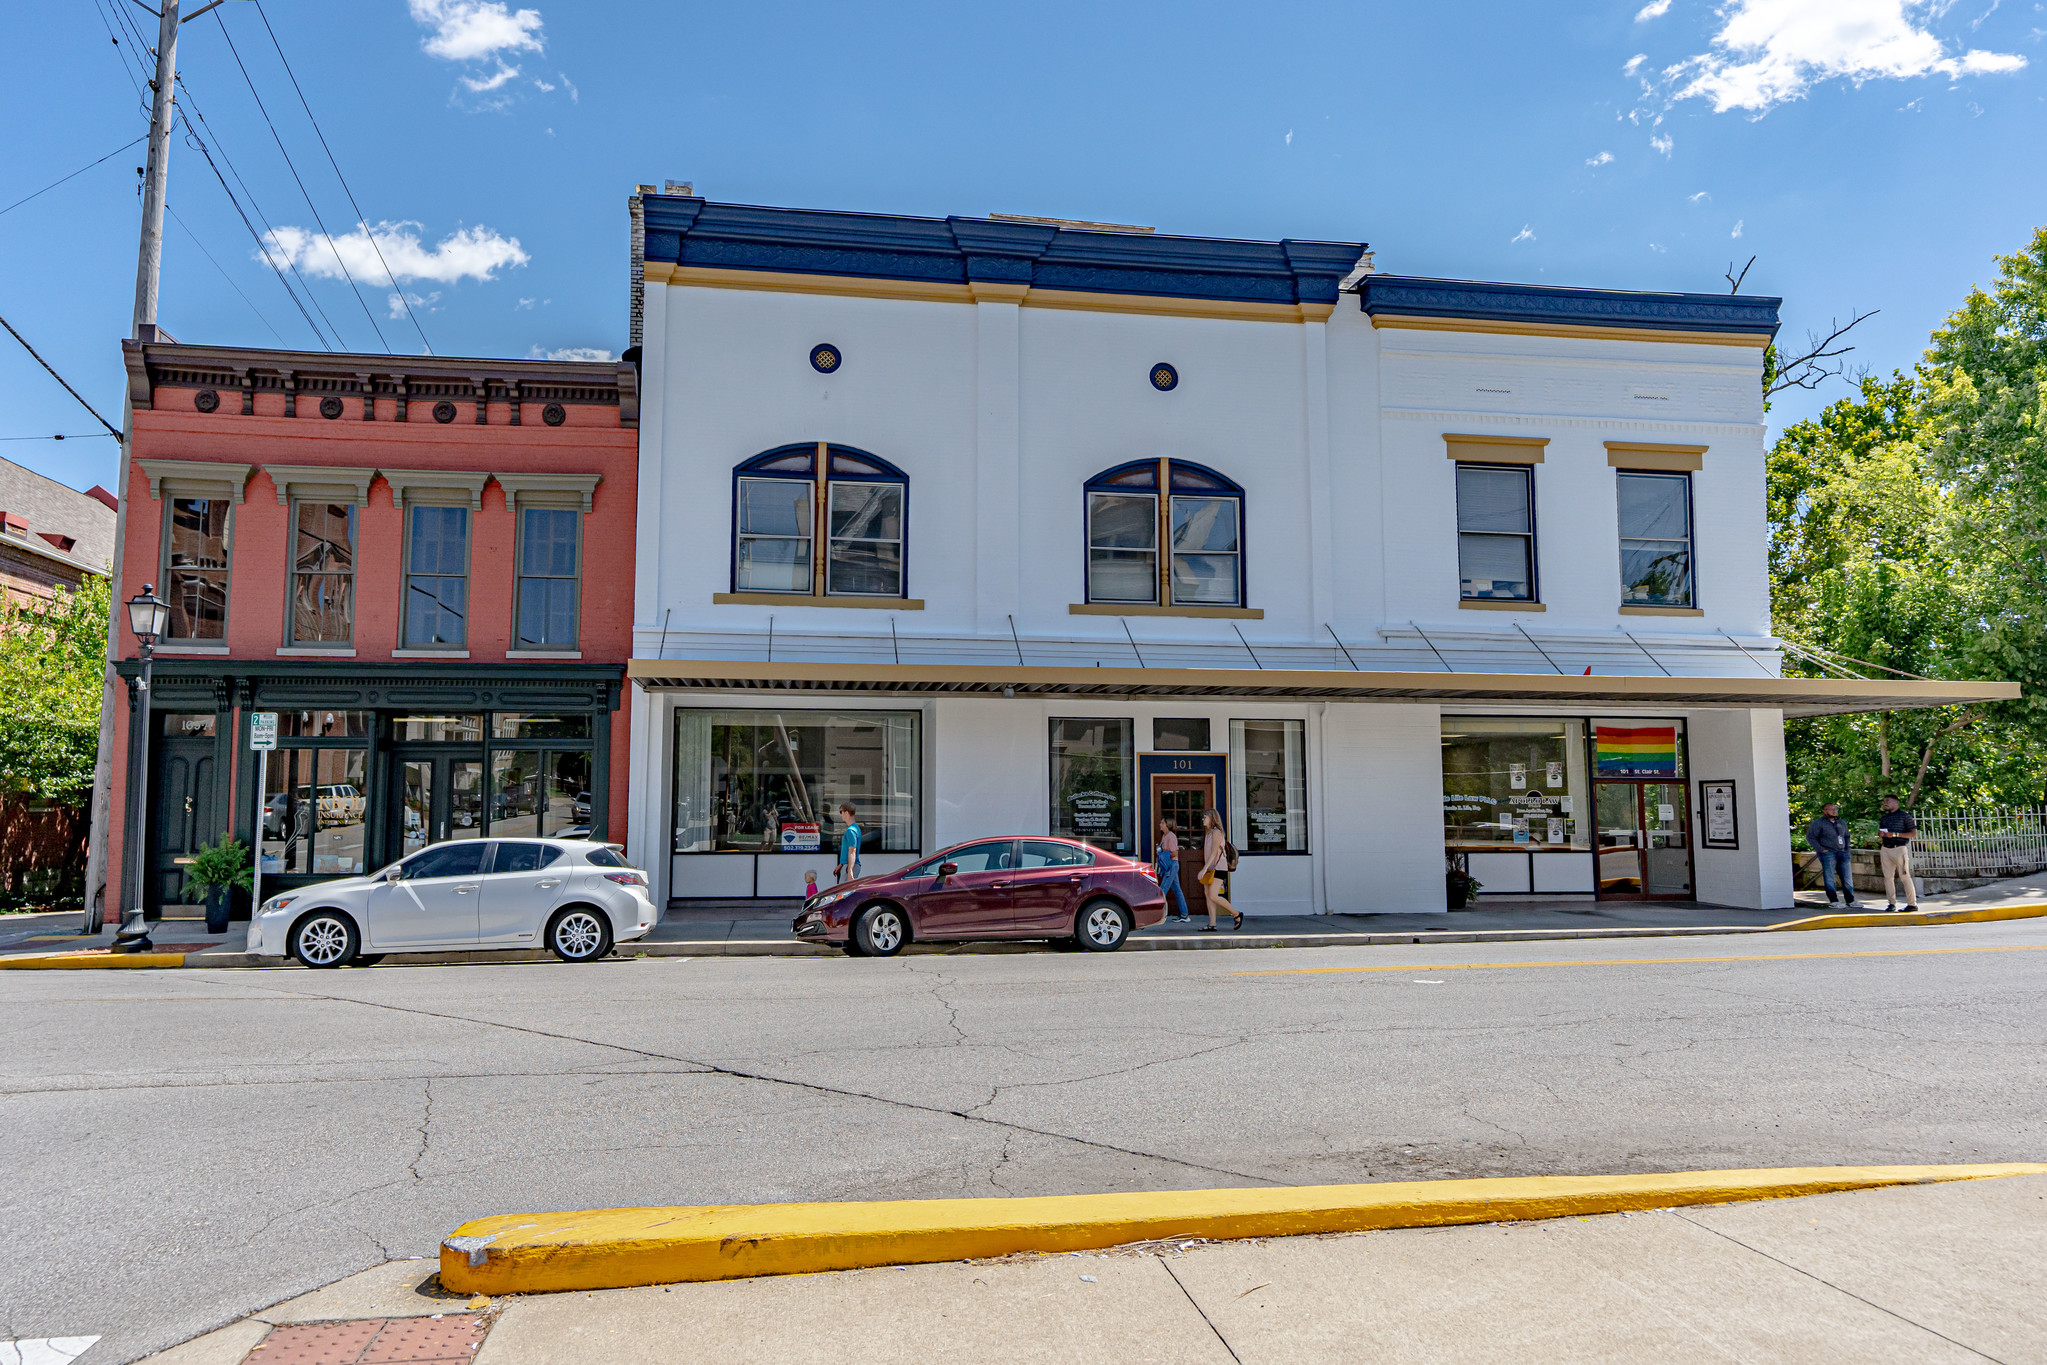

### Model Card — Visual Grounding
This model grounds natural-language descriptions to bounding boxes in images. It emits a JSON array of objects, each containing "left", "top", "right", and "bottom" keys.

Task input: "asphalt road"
[{"left": 5, "top": 918, "right": 2044, "bottom": 1363}]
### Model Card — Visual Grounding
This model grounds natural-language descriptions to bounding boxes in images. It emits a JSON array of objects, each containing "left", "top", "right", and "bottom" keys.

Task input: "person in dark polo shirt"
[
  {"left": 1877, "top": 795, "right": 1919, "bottom": 911},
  {"left": 1804, "top": 802, "right": 1858, "bottom": 906}
]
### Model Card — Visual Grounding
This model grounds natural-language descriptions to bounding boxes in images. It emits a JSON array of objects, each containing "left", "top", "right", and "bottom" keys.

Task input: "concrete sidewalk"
[{"left": 145, "top": 1173, "right": 2047, "bottom": 1363}]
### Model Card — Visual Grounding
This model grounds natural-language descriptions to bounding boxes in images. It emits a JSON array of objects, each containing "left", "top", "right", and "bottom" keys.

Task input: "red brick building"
[{"left": 104, "top": 341, "right": 637, "bottom": 917}]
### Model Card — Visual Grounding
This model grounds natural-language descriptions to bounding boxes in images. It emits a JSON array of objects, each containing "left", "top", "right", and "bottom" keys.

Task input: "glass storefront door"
[
  {"left": 1594, "top": 781, "right": 1692, "bottom": 899},
  {"left": 394, "top": 753, "right": 484, "bottom": 856}
]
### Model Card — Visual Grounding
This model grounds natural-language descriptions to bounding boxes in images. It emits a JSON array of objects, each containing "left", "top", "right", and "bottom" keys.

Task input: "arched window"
[
  {"left": 732, "top": 442, "right": 908, "bottom": 599},
  {"left": 1084, "top": 459, "right": 1244, "bottom": 608}
]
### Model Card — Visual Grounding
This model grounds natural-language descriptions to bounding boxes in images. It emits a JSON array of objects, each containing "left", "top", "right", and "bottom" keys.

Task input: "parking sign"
[{"left": 250, "top": 712, "right": 278, "bottom": 751}]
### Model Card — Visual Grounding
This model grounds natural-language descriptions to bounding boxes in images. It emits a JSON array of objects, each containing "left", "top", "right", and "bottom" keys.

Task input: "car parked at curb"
[
  {"left": 793, "top": 836, "right": 1165, "bottom": 956},
  {"left": 247, "top": 838, "right": 655, "bottom": 967}
]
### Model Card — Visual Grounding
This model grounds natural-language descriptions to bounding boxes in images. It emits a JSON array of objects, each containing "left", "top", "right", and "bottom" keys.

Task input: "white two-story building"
[{"left": 621, "top": 195, "right": 2004, "bottom": 914}]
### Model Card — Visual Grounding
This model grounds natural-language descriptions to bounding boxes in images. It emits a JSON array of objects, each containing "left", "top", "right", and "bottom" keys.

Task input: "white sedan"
[{"left": 247, "top": 838, "right": 655, "bottom": 967}]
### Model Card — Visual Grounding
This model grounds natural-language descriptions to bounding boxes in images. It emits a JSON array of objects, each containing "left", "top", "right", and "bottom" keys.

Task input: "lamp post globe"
[{"left": 111, "top": 585, "right": 170, "bottom": 952}]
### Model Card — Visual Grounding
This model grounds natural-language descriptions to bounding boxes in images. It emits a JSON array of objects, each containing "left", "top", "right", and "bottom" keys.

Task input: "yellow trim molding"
[
  {"left": 1460, "top": 599, "right": 1546, "bottom": 612},
  {"left": 1445, "top": 433, "right": 1547, "bottom": 464},
  {"left": 657, "top": 263, "right": 1322, "bottom": 324},
  {"left": 1607, "top": 441, "right": 1707, "bottom": 471},
  {"left": 711, "top": 592, "right": 924, "bottom": 611},
  {"left": 1069, "top": 603, "right": 1265, "bottom": 620},
  {"left": 1620, "top": 605, "right": 1705, "bottom": 617},
  {"left": 1373, "top": 314, "right": 1774, "bottom": 348}
]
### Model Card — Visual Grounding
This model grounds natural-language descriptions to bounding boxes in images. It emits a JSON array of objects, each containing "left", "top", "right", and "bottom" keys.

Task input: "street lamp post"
[{"left": 111, "top": 585, "right": 170, "bottom": 953}]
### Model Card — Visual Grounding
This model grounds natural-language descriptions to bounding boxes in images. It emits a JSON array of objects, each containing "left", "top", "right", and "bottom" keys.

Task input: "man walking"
[
  {"left": 1804, "top": 802, "right": 1858, "bottom": 907},
  {"left": 1877, "top": 794, "right": 1919, "bottom": 911},
  {"left": 835, "top": 802, "right": 863, "bottom": 885}
]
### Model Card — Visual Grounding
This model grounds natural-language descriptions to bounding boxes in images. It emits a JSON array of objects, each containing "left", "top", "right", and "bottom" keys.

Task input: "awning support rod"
[
  {"left": 1007, "top": 614, "right": 1025, "bottom": 666},
  {"left": 1326, "top": 623, "right": 1361, "bottom": 671},
  {"left": 1409, "top": 620, "right": 1455, "bottom": 673},
  {"left": 1231, "top": 622, "right": 1264, "bottom": 669},
  {"left": 1120, "top": 618, "right": 1147, "bottom": 668},
  {"left": 1514, "top": 623, "right": 1566, "bottom": 674},
  {"left": 1623, "top": 630, "right": 1672, "bottom": 677},
  {"left": 1722, "top": 632, "right": 1777, "bottom": 678}
]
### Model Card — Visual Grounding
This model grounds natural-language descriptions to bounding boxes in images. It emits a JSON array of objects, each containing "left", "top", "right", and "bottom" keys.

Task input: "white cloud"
[
  {"left": 1732, "top": 219, "right": 1745, "bottom": 237},
  {"left": 559, "top": 73, "right": 579, "bottom": 103},
  {"left": 461, "top": 61, "right": 521, "bottom": 92},
  {"left": 1649, "top": 242, "right": 1668, "bottom": 253},
  {"left": 1636, "top": 0, "right": 1671, "bottom": 19},
  {"left": 1650, "top": 132, "right": 1674, "bottom": 154},
  {"left": 1666, "top": 0, "right": 2026, "bottom": 113},
  {"left": 263, "top": 220, "right": 529, "bottom": 286},
  {"left": 528, "top": 346, "right": 614, "bottom": 362},
  {"left": 1689, "top": 190, "right": 1712, "bottom": 201},
  {"left": 1285, "top": 129, "right": 1294, "bottom": 145},
  {"left": 1586, "top": 150, "right": 1615, "bottom": 166},
  {"left": 1624, "top": 53, "right": 1649, "bottom": 76},
  {"left": 387, "top": 290, "right": 441, "bottom": 319},
  {"left": 516, "top": 297, "right": 537, "bottom": 310},
  {"left": 409, "top": 0, "right": 543, "bottom": 63},
  {"left": 1511, "top": 225, "right": 1535, "bottom": 243}
]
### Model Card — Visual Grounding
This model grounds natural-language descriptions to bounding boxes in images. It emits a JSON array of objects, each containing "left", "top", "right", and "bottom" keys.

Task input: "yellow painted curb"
[
  {"left": 0, "top": 951, "right": 190, "bottom": 970},
  {"left": 439, "top": 1162, "right": 2047, "bottom": 1296},
  {"left": 1770, "top": 901, "right": 2047, "bottom": 932}
]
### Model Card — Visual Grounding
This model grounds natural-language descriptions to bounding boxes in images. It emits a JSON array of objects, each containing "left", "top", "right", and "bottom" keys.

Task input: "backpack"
[{"left": 1224, "top": 840, "right": 1239, "bottom": 872}]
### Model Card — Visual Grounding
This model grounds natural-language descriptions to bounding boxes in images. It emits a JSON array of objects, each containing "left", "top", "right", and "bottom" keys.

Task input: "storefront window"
[
  {"left": 491, "top": 713, "right": 592, "bottom": 741},
  {"left": 491, "top": 749, "right": 590, "bottom": 838},
  {"left": 1442, "top": 718, "right": 1589, "bottom": 851},
  {"left": 1230, "top": 719, "right": 1306, "bottom": 853},
  {"left": 1050, "top": 718, "right": 1134, "bottom": 853},
  {"left": 261, "top": 748, "right": 367, "bottom": 876},
  {"left": 279, "top": 711, "right": 369, "bottom": 739},
  {"left": 393, "top": 714, "right": 483, "bottom": 742},
  {"left": 674, "top": 709, "right": 919, "bottom": 855}
]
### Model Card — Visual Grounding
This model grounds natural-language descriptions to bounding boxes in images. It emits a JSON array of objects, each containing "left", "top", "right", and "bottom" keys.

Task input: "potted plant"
[
  {"left": 1445, "top": 853, "right": 1483, "bottom": 910},
  {"left": 186, "top": 834, "right": 254, "bottom": 934}
]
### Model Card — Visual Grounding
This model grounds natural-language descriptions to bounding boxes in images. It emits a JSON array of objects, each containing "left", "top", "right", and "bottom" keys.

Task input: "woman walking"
[
  {"left": 1199, "top": 807, "right": 1242, "bottom": 932},
  {"left": 1155, "top": 816, "right": 1191, "bottom": 924}
]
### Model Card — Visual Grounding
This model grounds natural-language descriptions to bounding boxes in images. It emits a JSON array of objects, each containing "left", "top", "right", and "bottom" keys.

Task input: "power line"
[
  {"left": 1, "top": 136, "right": 147, "bottom": 218},
  {"left": 89, "top": 0, "right": 151, "bottom": 109},
  {"left": 212, "top": 7, "right": 392, "bottom": 352},
  {"left": 168, "top": 201, "right": 287, "bottom": 343},
  {"left": 252, "top": 0, "right": 432, "bottom": 354},
  {"left": 0, "top": 434, "right": 121, "bottom": 442},
  {"left": 0, "top": 314, "right": 124, "bottom": 442}
]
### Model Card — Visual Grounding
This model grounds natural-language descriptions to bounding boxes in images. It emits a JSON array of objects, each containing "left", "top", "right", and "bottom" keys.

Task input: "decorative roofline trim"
[{"left": 1373, "top": 315, "right": 1775, "bottom": 347}]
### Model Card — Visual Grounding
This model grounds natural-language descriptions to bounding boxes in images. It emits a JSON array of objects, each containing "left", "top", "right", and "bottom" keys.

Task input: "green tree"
[{"left": 0, "top": 577, "right": 110, "bottom": 806}]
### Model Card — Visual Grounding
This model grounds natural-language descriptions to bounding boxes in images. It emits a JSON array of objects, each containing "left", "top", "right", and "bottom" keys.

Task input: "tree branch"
[
  {"left": 1908, "top": 709, "right": 1977, "bottom": 808},
  {"left": 1766, "top": 309, "right": 1880, "bottom": 397},
  {"left": 1726, "top": 256, "right": 1756, "bottom": 293}
]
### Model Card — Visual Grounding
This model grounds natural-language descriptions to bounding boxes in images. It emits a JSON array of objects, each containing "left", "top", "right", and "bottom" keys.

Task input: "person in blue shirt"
[
  {"left": 1804, "top": 802, "right": 1858, "bottom": 906},
  {"left": 835, "top": 802, "right": 863, "bottom": 884}
]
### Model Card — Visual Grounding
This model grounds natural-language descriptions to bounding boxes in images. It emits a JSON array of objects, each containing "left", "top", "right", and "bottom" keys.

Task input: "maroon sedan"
[{"left": 792, "top": 837, "right": 1167, "bottom": 955}]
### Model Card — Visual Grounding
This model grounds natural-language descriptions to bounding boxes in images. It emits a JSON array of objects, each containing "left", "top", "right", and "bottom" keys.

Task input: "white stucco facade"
[{"left": 625, "top": 197, "right": 1808, "bottom": 916}]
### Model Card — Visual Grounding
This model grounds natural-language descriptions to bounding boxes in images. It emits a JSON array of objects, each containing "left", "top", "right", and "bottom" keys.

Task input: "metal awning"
[{"left": 628, "top": 660, "right": 2017, "bottom": 718}]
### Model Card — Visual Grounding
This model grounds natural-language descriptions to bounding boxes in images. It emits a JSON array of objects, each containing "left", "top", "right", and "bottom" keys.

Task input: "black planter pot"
[
  {"left": 204, "top": 888, "right": 230, "bottom": 934},
  {"left": 1446, "top": 873, "right": 1469, "bottom": 910}
]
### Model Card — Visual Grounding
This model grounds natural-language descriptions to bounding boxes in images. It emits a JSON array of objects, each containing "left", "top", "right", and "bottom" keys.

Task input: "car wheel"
[
  {"left": 1075, "top": 900, "right": 1131, "bottom": 952},
  {"left": 290, "top": 911, "right": 358, "bottom": 968},
  {"left": 545, "top": 906, "right": 613, "bottom": 962},
  {"left": 853, "top": 903, "right": 908, "bottom": 958}
]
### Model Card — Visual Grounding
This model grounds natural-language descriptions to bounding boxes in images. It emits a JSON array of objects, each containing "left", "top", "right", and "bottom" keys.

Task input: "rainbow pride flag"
[{"left": 1596, "top": 725, "right": 1678, "bottom": 777}]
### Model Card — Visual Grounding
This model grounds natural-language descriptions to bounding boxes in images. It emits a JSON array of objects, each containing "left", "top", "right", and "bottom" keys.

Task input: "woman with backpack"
[{"left": 1199, "top": 807, "right": 1242, "bottom": 932}]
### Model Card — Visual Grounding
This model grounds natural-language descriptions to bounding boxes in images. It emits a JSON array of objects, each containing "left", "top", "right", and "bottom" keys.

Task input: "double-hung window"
[
  {"left": 164, "top": 497, "right": 231, "bottom": 640},
  {"left": 1456, "top": 464, "right": 1536, "bottom": 602},
  {"left": 516, "top": 508, "right": 581, "bottom": 648},
  {"left": 731, "top": 443, "right": 909, "bottom": 599},
  {"left": 289, "top": 501, "right": 357, "bottom": 645},
  {"left": 1617, "top": 471, "right": 1694, "bottom": 607},
  {"left": 404, "top": 506, "right": 470, "bottom": 648},
  {"left": 1084, "top": 459, "right": 1245, "bottom": 608}
]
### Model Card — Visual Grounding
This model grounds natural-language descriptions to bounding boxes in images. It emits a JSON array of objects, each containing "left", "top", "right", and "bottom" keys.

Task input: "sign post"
[{"left": 249, "top": 712, "right": 277, "bottom": 921}]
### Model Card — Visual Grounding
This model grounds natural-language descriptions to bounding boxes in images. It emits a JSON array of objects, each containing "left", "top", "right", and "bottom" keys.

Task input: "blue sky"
[{"left": 3, "top": 0, "right": 2042, "bottom": 495}]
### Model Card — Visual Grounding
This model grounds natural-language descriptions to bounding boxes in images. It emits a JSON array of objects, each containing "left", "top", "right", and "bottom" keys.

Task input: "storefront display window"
[
  {"left": 492, "top": 713, "right": 592, "bottom": 741},
  {"left": 394, "top": 714, "right": 483, "bottom": 742},
  {"left": 280, "top": 710, "right": 369, "bottom": 739},
  {"left": 1441, "top": 718, "right": 1589, "bottom": 851},
  {"left": 1231, "top": 719, "right": 1306, "bottom": 852},
  {"left": 490, "top": 749, "right": 590, "bottom": 838},
  {"left": 1050, "top": 718, "right": 1134, "bottom": 853},
  {"left": 674, "top": 709, "right": 919, "bottom": 855},
  {"left": 262, "top": 748, "right": 368, "bottom": 876}
]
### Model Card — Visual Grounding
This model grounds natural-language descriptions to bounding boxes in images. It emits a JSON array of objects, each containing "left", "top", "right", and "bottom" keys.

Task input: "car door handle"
[
  {"left": 1066, "top": 875, "right": 1083, "bottom": 883},
  {"left": 536, "top": 879, "right": 561, "bottom": 889},
  {"left": 454, "top": 886, "right": 476, "bottom": 894},
  {"left": 990, "top": 881, "right": 1010, "bottom": 889}
]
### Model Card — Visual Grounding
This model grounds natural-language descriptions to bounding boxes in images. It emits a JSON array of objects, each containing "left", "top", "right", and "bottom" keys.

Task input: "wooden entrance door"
[
  {"left": 1151, "top": 773, "right": 1214, "bottom": 912},
  {"left": 150, "top": 715, "right": 223, "bottom": 914}
]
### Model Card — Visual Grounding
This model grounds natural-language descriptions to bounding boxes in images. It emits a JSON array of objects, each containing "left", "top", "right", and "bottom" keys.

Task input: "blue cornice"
[
  {"left": 1359, "top": 275, "right": 1781, "bottom": 337},
  {"left": 641, "top": 197, "right": 1368, "bottom": 308}
]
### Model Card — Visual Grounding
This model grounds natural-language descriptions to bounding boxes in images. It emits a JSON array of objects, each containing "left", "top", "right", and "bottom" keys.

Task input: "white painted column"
[
  {"left": 1320, "top": 702, "right": 1446, "bottom": 913},
  {"left": 634, "top": 278, "right": 670, "bottom": 643},
  {"left": 1302, "top": 317, "right": 1336, "bottom": 633},
  {"left": 1687, "top": 707, "right": 1796, "bottom": 910},
  {"left": 628, "top": 685, "right": 664, "bottom": 909},
  {"left": 972, "top": 298, "right": 1022, "bottom": 632}
]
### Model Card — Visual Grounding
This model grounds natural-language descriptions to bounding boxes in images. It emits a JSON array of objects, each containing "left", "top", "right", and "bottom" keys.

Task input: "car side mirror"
[{"left": 938, "top": 862, "right": 958, "bottom": 879}]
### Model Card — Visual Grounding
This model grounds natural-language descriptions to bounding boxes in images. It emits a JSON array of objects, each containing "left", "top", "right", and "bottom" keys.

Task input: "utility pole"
[{"left": 86, "top": 0, "right": 234, "bottom": 935}]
